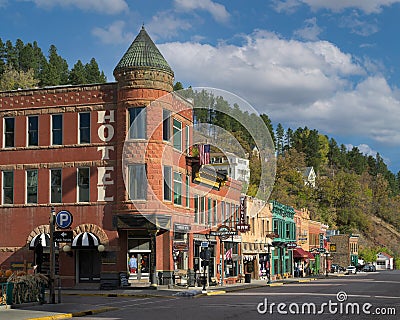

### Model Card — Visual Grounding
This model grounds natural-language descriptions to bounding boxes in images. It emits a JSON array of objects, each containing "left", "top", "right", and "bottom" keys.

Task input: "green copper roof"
[{"left": 114, "top": 26, "right": 173, "bottom": 75}]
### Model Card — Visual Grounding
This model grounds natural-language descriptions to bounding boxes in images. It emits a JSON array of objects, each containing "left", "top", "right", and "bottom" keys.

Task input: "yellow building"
[{"left": 241, "top": 197, "right": 272, "bottom": 280}]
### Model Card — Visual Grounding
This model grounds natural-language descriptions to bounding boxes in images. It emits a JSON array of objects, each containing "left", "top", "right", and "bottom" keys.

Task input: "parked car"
[
  {"left": 331, "top": 264, "right": 340, "bottom": 273},
  {"left": 362, "top": 264, "right": 376, "bottom": 272},
  {"left": 346, "top": 266, "right": 357, "bottom": 274}
]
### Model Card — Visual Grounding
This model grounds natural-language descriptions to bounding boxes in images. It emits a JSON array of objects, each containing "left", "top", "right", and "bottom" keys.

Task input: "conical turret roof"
[{"left": 113, "top": 26, "right": 173, "bottom": 76}]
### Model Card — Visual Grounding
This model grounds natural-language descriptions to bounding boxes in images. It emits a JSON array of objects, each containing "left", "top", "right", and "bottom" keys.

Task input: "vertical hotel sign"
[
  {"left": 97, "top": 110, "right": 115, "bottom": 201},
  {"left": 236, "top": 196, "right": 250, "bottom": 232}
]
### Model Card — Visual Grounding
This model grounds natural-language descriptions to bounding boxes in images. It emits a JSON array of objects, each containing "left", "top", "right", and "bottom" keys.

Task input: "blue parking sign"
[{"left": 55, "top": 210, "right": 73, "bottom": 229}]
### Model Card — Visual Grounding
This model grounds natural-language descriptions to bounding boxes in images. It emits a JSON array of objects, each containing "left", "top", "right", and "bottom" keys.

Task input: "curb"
[
  {"left": 26, "top": 307, "right": 119, "bottom": 320},
  {"left": 63, "top": 292, "right": 176, "bottom": 299},
  {"left": 26, "top": 314, "right": 73, "bottom": 320},
  {"left": 206, "top": 290, "right": 226, "bottom": 296}
]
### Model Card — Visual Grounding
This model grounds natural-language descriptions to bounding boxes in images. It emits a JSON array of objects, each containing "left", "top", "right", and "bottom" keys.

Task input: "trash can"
[
  {"left": 245, "top": 273, "right": 251, "bottom": 283},
  {"left": 187, "top": 269, "right": 196, "bottom": 287}
]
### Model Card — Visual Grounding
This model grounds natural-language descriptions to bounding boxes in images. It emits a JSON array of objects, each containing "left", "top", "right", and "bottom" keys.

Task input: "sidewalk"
[{"left": 0, "top": 276, "right": 319, "bottom": 320}]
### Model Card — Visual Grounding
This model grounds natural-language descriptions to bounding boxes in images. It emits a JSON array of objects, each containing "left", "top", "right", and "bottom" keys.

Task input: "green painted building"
[{"left": 270, "top": 200, "right": 296, "bottom": 276}]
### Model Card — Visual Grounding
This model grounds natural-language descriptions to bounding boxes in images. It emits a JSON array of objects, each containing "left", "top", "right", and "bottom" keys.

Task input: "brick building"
[{"left": 0, "top": 27, "right": 242, "bottom": 288}]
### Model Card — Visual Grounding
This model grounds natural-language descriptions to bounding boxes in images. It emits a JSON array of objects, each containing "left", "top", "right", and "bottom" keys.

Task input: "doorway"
[
  {"left": 77, "top": 250, "right": 101, "bottom": 282},
  {"left": 128, "top": 251, "right": 150, "bottom": 281}
]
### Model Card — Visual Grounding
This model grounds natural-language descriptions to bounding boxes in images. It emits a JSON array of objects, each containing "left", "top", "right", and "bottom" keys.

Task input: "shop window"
[
  {"left": 52, "top": 114, "right": 63, "bottom": 145},
  {"left": 163, "top": 166, "right": 172, "bottom": 201},
  {"left": 129, "top": 107, "right": 146, "bottom": 139},
  {"left": 50, "top": 169, "right": 62, "bottom": 203},
  {"left": 173, "top": 172, "right": 182, "bottom": 205},
  {"left": 4, "top": 117, "right": 15, "bottom": 148},
  {"left": 28, "top": 116, "right": 38, "bottom": 146},
  {"left": 78, "top": 167, "right": 90, "bottom": 202},
  {"left": 213, "top": 200, "right": 217, "bottom": 226},
  {"left": 79, "top": 112, "right": 91, "bottom": 144},
  {"left": 26, "top": 169, "right": 38, "bottom": 204},
  {"left": 128, "top": 164, "right": 147, "bottom": 200},
  {"left": 2, "top": 171, "right": 13, "bottom": 204}
]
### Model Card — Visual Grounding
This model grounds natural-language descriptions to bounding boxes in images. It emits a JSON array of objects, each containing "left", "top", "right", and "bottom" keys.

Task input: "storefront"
[{"left": 223, "top": 237, "right": 241, "bottom": 277}]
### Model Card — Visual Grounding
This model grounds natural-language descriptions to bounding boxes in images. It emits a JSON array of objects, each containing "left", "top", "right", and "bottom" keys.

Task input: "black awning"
[{"left": 114, "top": 213, "right": 171, "bottom": 231}]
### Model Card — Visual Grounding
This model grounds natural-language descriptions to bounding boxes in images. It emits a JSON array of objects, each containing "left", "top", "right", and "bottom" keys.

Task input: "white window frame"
[
  {"left": 128, "top": 164, "right": 147, "bottom": 200},
  {"left": 26, "top": 169, "right": 38, "bottom": 204},
  {"left": 27, "top": 115, "right": 39, "bottom": 147},
  {"left": 3, "top": 117, "right": 15, "bottom": 148},
  {"left": 78, "top": 112, "right": 91, "bottom": 144},
  {"left": 77, "top": 167, "right": 90, "bottom": 202},
  {"left": 51, "top": 114, "right": 63, "bottom": 146},
  {"left": 2, "top": 171, "right": 13, "bottom": 205},
  {"left": 173, "top": 118, "right": 182, "bottom": 151},
  {"left": 163, "top": 165, "right": 172, "bottom": 202},
  {"left": 50, "top": 168, "right": 62, "bottom": 203}
]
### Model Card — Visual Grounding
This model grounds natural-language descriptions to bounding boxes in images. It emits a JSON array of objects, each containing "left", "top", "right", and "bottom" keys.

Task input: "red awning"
[{"left": 293, "top": 247, "right": 315, "bottom": 260}]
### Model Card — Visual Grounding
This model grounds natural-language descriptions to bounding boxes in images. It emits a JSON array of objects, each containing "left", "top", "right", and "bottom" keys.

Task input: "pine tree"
[{"left": 69, "top": 60, "right": 86, "bottom": 84}]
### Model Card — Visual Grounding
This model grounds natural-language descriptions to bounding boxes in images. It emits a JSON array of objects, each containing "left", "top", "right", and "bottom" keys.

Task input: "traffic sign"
[
  {"left": 54, "top": 230, "right": 73, "bottom": 242},
  {"left": 55, "top": 210, "right": 73, "bottom": 229},
  {"left": 201, "top": 241, "right": 209, "bottom": 248}
]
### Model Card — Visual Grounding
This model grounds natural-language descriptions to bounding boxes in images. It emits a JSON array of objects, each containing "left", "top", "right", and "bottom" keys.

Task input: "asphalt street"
[{"left": 2, "top": 270, "right": 399, "bottom": 320}]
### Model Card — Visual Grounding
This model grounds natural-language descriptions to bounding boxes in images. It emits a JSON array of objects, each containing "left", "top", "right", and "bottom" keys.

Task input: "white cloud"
[
  {"left": 158, "top": 30, "right": 400, "bottom": 147},
  {"left": 147, "top": 10, "right": 192, "bottom": 40},
  {"left": 345, "top": 144, "right": 378, "bottom": 157},
  {"left": 339, "top": 11, "right": 379, "bottom": 36},
  {"left": 174, "top": 0, "right": 230, "bottom": 23},
  {"left": 92, "top": 20, "right": 133, "bottom": 44},
  {"left": 25, "top": 0, "right": 129, "bottom": 14},
  {"left": 294, "top": 17, "right": 323, "bottom": 41},
  {"left": 273, "top": 0, "right": 400, "bottom": 14}
]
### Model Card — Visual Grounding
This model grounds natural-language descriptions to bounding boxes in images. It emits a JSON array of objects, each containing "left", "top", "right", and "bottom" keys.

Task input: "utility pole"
[{"left": 49, "top": 206, "right": 56, "bottom": 304}]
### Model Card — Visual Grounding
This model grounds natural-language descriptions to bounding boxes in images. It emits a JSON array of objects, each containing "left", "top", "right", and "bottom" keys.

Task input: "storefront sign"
[
  {"left": 174, "top": 224, "right": 191, "bottom": 233},
  {"left": 236, "top": 196, "right": 250, "bottom": 232},
  {"left": 329, "top": 243, "right": 337, "bottom": 252},
  {"left": 210, "top": 225, "right": 237, "bottom": 240}
]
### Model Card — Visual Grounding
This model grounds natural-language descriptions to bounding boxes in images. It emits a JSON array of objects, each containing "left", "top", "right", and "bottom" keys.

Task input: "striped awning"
[
  {"left": 72, "top": 232, "right": 100, "bottom": 248},
  {"left": 29, "top": 233, "right": 57, "bottom": 250}
]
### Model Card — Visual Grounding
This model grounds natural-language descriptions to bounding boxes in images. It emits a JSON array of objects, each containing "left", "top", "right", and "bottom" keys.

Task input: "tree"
[
  {"left": 275, "top": 123, "right": 284, "bottom": 155},
  {"left": 0, "top": 65, "right": 39, "bottom": 90},
  {"left": 84, "top": 58, "right": 106, "bottom": 84},
  {"left": 41, "top": 45, "right": 69, "bottom": 86},
  {"left": 173, "top": 81, "right": 184, "bottom": 91},
  {"left": 69, "top": 60, "right": 86, "bottom": 84}
]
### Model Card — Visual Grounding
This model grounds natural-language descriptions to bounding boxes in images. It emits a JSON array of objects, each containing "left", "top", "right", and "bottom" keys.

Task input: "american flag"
[
  {"left": 199, "top": 144, "right": 211, "bottom": 165},
  {"left": 225, "top": 247, "right": 233, "bottom": 260}
]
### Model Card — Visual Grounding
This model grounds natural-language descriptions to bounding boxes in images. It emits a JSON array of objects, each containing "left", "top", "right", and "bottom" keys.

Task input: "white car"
[{"left": 346, "top": 266, "right": 357, "bottom": 274}]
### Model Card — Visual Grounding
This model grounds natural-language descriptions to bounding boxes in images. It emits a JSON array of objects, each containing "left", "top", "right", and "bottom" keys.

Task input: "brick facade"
[{"left": 0, "top": 28, "right": 242, "bottom": 288}]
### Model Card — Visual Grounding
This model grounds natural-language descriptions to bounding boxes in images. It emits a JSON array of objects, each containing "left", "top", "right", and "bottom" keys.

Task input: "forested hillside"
[
  {"left": 0, "top": 38, "right": 106, "bottom": 91},
  {"left": 176, "top": 85, "right": 400, "bottom": 256}
]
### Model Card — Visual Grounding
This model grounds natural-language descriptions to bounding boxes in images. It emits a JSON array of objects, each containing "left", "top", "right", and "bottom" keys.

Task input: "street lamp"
[{"left": 264, "top": 238, "right": 273, "bottom": 284}]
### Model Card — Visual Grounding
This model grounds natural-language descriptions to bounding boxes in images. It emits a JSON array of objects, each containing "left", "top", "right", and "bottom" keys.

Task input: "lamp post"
[
  {"left": 49, "top": 206, "right": 56, "bottom": 304},
  {"left": 264, "top": 238, "right": 273, "bottom": 284},
  {"left": 325, "top": 251, "right": 329, "bottom": 277}
]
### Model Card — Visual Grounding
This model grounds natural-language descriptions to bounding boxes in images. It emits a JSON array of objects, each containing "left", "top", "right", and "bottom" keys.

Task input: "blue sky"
[{"left": 2, "top": 0, "right": 400, "bottom": 172}]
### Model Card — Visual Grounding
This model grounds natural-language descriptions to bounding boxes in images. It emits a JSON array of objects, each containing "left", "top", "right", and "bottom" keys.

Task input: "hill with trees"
[
  {"left": 175, "top": 84, "right": 400, "bottom": 258},
  {"left": 0, "top": 38, "right": 106, "bottom": 91}
]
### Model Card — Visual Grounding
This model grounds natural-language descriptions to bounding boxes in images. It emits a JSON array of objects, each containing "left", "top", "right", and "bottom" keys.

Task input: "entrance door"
[
  {"left": 78, "top": 250, "right": 101, "bottom": 282},
  {"left": 128, "top": 252, "right": 150, "bottom": 280}
]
